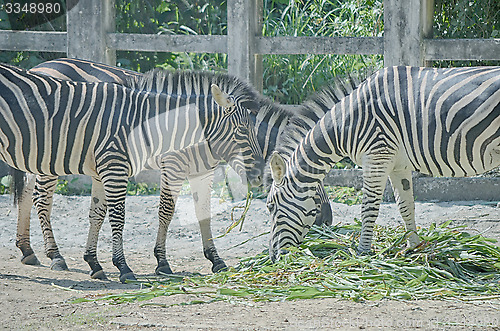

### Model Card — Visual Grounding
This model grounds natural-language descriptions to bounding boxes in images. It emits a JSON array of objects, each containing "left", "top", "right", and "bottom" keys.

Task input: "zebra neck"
[
  {"left": 287, "top": 109, "right": 347, "bottom": 186},
  {"left": 127, "top": 92, "right": 210, "bottom": 174}
]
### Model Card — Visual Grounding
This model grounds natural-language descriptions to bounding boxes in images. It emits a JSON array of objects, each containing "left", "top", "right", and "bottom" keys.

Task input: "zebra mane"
[
  {"left": 125, "top": 68, "right": 264, "bottom": 114},
  {"left": 275, "top": 69, "right": 375, "bottom": 159}
]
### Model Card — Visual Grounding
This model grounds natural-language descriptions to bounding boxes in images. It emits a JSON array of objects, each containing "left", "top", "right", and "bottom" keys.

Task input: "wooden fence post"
[
  {"left": 227, "top": 0, "right": 263, "bottom": 90},
  {"left": 66, "top": 0, "right": 115, "bottom": 64},
  {"left": 383, "top": 0, "right": 434, "bottom": 67}
]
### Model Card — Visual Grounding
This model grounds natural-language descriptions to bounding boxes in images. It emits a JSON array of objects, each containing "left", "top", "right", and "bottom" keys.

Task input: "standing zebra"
[
  {"left": 14, "top": 58, "right": 350, "bottom": 277},
  {"left": 15, "top": 58, "right": 263, "bottom": 277},
  {"left": 268, "top": 66, "right": 500, "bottom": 261},
  {"left": 0, "top": 63, "right": 263, "bottom": 282}
]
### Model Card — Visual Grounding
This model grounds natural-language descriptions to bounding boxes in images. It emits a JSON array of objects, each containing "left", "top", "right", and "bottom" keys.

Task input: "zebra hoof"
[
  {"left": 155, "top": 264, "right": 173, "bottom": 276},
  {"left": 50, "top": 258, "right": 69, "bottom": 271},
  {"left": 21, "top": 253, "right": 41, "bottom": 266},
  {"left": 212, "top": 261, "right": 228, "bottom": 273},
  {"left": 90, "top": 269, "right": 108, "bottom": 281},
  {"left": 119, "top": 272, "right": 137, "bottom": 284},
  {"left": 356, "top": 248, "right": 373, "bottom": 256}
]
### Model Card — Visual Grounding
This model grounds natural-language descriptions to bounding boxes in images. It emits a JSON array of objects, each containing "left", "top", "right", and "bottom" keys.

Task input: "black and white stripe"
[
  {"left": 15, "top": 58, "right": 358, "bottom": 277},
  {"left": 268, "top": 66, "right": 500, "bottom": 260},
  {"left": 0, "top": 63, "right": 263, "bottom": 282}
]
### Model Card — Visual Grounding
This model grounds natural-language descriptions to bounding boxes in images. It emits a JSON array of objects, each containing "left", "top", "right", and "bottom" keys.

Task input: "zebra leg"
[
  {"left": 33, "top": 175, "right": 69, "bottom": 271},
  {"left": 189, "top": 171, "right": 228, "bottom": 273},
  {"left": 154, "top": 179, "right": 176, "bottom": 275},
  {"left": 83, "top": 177, "right": 108, "bottom": 280},
  {"left": 154, "top": 165, "right": 187, "bottom": 275},
  {"left": 357, "top": 153, "right": 393, "bottom": 254},
  {"left": 389, "top": 168, "right": 420, "bottom": 248},
  {"left": 16, "top": 173, "right": 40, "bottom": 266},
  {"left": 101, "top": 173, "right": 136, "bottom": 283}
]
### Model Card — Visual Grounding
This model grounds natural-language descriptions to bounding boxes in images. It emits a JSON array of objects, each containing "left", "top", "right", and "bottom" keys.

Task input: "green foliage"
[
  {"left": 0, "top": 175, "right": 11, "bottom": 194},
  {"left": 433, "top": 0, "right": 500, "bottom": 67},
  {"left": 1, "top": 0, "right": 498, "bottom": 99},
  {"left": 262, "top": 0, "right": 383, "bottom": 103},
  {"left": 126, "top": 181, "right": 159, "bottom": 195},
  {"left": 0, "top": 0, "right": 65, "bottom": 68},
  {"left": 115, "top": 0, "right": 227, "bottom": 72},
  {"left": 74, "top": 221, "right": 500, "bottom": 304},
  {"left": 434, "top": 0, "right": 499, "bottom": 39},
  {"left": 55, "top": 178, "right": 91, "bottom": 195},
  {"left": 325, "top": 186, "right": 362, "bottom": 205}
]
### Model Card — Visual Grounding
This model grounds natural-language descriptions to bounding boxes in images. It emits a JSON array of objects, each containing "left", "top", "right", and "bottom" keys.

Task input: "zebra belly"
[
  {"left": 0, "top": 139, "right": 98, "bottom": 177},
  {"left": 405, "top": 131, "right": 500, "bottom": 178}
]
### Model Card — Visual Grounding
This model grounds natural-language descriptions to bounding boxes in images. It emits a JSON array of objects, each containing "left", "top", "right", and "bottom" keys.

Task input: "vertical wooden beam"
[
  {"left": 421, "top": 0, "right": 435, "bottom": 67},
  {"left": 227, "top": 0, "right": 263, "bottom": 90},
  {"left": 66, "top": 0, "right": 115, "bottom": 64},
  {"left": 384, "top": 0, "right": 431, "bottom": 67},
  {"left": 254, "top": 0, "right": 264, "bottom": 92}
]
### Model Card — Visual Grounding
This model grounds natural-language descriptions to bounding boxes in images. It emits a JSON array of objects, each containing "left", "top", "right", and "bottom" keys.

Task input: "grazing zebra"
[
  {"left": 0, "top": 63, "right": 264, "bottom": 282},
  {"left": 14, "top": 58, "right": 347, "bottom": 277},
  {"left": 268, "top": 66, "right": 500, "bottom": 261}
]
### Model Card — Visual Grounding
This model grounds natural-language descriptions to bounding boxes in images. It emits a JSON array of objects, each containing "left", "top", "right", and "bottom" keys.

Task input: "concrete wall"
[{"left": 324, "top": 169, "right": 500, "bottom": 202}]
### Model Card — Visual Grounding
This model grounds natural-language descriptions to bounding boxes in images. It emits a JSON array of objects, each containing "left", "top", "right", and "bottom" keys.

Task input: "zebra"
[
  {"left": 13, "top": 58, "right": 345, "bottom": 278},
  {"left": 0, "top": 63, "right": 264, "bottom": 282},
  {"left": 267, "top": 66, "right": 500, "bottom": 261},
  {"left": 14, "top": 58, "right": 263, "bottom": 277}
]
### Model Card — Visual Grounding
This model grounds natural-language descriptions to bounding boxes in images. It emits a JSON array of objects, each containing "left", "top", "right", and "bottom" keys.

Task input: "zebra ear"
[
  {"left": 270, "top": 152, "right": 286, "bottom": 184},
  {"left": 211, "top": 84, "right": 235, "bottom": 108}
]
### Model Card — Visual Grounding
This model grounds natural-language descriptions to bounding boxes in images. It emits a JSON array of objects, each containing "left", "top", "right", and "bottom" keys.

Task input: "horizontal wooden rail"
[
  {"left": 107, "top": 33, "right": 228, "bottom": 53},
  {"left": 424, "top": 38, "right": 500, "bottom": 61},
  {"left": 256, "top": 36, "right": 384, "bottom": 55},
  {"left": 0, "top": 31, "right": 66, "bottom": 52},
  {"left": 3, "top": 30, "right": 500, "bottom": 63}
]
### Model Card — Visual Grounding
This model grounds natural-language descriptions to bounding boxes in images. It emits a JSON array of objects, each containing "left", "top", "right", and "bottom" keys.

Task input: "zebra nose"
[
  {"left": 248, "top": 166, "right": 263, "bottom": 187},
  {"left": 250, "top": 174, "right": 262, "bottom": 187}
]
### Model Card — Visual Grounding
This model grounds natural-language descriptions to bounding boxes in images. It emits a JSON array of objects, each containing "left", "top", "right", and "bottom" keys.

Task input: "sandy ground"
[{"left": 0, "top": 190, "right": 499, "bottom": 330}]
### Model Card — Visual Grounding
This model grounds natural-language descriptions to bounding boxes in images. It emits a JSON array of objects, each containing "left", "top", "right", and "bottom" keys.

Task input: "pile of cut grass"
[{"left": 73, "top": 221, "right": 500, "bottom": 305}]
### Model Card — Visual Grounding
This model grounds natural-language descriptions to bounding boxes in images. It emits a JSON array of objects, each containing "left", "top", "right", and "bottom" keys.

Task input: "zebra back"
[
  {"left": 30, "top": 58, "right": 140, "bottom": 84},
  {"left": 0, "top": 63, "right": 263, "bottom": 179}
]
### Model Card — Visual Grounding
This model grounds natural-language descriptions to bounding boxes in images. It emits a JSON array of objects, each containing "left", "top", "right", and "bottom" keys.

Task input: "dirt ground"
[{"left": 1, "top": 191, "right": 499, "bottom": 330}]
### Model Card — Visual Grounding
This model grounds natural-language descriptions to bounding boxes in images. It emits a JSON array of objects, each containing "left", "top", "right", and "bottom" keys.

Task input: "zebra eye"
[{"left": 267, "top": 202, "right": 275, "bottom": 212}]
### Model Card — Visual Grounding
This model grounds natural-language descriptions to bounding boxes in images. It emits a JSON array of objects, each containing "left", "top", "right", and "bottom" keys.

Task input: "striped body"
[
  {"left": 268, "top": 66, "right": 500, "bottom": 260},
  {"left": 14, "top": 58, "right": 355, "bottom": 277},
  {"left": 0, "top": 63, "right": 263, "bottom": 282}
]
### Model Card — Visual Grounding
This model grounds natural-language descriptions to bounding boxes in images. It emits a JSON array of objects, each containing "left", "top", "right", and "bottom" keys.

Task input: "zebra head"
[
  {"left": 267, "top": 152, "right": 321, "bottom": 262},
  {"left": 209, "top": 83, "right": 264, "bottom": 187}
]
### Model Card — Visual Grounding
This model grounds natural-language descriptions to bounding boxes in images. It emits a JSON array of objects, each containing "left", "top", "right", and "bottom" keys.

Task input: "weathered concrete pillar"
[
  {"left": 383, "top": 0, "right": 434, "bottom": 67},
  {"left": 227, "top": 0, "right": 263, "bottom": 90},
  {"left": 66, "top": 0, "right": 115, "bottom": 64}
]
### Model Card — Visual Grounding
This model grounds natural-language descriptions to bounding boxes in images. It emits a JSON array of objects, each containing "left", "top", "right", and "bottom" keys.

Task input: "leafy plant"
[
  {"left": 325, "top": 186, "right": 362, "bottom": 205},
  {"left": 0, "top": 175, "right": 11, "bottom": 194},
  {"left": 73, "top": 221, "right": 500, "bottom": 305},
  {"left": 126, "top": 181, "right": 159, "bottom": 195},
  {"left": 433, "top": 0, "right": 500, "bottom": 67},
  {"left": 262, "top": 0, "right": 384, "bottom": 103}
]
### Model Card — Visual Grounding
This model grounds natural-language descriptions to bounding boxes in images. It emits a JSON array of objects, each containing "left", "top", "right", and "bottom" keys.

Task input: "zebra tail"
[{"left": 10, "top": 167, "right": 26, "bottom": 206}]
